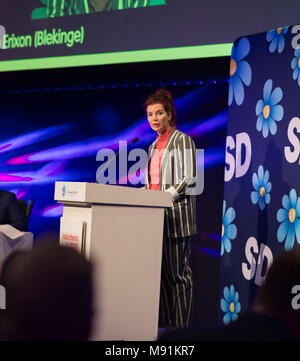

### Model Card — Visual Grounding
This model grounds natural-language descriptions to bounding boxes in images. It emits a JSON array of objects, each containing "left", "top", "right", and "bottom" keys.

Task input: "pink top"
[{"left": 149, "top": 128, "right": 173, "bottom": 191}]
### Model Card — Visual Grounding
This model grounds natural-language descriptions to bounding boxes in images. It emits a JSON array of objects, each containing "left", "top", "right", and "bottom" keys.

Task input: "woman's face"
[{"left": 147, "top": 103, "right": 172, "bottom": 135}]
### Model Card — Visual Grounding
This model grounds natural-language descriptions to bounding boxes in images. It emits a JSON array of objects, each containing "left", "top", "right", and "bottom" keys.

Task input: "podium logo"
[
  {"left": 0, "top": 25, "right": 5, "bottom": 49},
  {"left": 96, "top": 141, "right": 204, "bottom": 196},
  {"left": 62, "top": 184, "right": 66, "bottom": 197}
]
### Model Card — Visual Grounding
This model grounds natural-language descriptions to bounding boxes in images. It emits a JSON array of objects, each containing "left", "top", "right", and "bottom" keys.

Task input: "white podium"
[{"left": 54, "top": 181, "right": 172, "bottom": 341}]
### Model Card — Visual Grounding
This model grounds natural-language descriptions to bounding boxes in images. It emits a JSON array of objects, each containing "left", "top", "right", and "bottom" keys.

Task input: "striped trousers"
[{"left": 159, "top": 235, "right": 193, "bottom": 329}]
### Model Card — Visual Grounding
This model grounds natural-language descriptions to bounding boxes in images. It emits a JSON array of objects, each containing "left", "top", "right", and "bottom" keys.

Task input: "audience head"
[
  {"left": 1, "top": 241, "right": 93, "bottom": 341},
  {"left": 253, "top": 248, "right": 300, "bottom": 336}
]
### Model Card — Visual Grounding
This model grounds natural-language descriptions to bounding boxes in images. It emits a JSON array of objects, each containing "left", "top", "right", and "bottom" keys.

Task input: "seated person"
[{"left": 0, "top": 190, "right": 28, "bottom": 232}]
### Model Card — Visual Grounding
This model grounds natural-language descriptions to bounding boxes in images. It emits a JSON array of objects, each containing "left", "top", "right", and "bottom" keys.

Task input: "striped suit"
[{"left": 145, "top": 128, "right": 197, "bottom": 328}]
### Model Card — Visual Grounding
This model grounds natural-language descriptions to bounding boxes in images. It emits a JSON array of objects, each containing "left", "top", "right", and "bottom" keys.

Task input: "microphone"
[
  {"left": 130, "top": 137, "right": 139, "bottom": 145},
  {"left": 96, "top": 138, "right": 139, "bottom": 183}
]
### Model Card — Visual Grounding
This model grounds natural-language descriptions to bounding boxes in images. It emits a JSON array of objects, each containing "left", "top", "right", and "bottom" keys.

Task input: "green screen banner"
[{"left": 0, "top": 0, "right": 233, "bottom": 71}]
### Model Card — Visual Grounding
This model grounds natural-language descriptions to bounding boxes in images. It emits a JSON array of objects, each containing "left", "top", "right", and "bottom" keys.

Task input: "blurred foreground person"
[
  {"left": 160, "top": 248, "right": 300, "bottom": 341},
  {"left": 0, "top": 242, "right": 93, "bottom": 341}
]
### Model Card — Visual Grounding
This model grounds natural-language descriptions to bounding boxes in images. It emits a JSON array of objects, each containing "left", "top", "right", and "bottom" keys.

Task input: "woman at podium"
[{"left": 144, "top": 88, "right": 197, "bottom": 331}]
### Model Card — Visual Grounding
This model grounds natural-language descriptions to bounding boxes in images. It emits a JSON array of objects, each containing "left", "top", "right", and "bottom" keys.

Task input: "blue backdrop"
[{"left": 219, "top": 23, "right": 300, "bottom": 325}]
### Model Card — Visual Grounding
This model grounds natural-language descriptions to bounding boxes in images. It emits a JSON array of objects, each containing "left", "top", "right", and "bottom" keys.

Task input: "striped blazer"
[{"left": 145, "top": 128, "right": 197, "bottom": 238}]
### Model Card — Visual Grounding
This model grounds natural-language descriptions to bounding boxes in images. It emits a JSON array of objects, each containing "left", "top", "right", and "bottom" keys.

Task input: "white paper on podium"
[{"left": 0, "top": 224, "right": 25, "bottom": 239}]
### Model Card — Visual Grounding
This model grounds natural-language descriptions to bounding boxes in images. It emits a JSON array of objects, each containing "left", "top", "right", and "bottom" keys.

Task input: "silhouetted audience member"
[
  {"left": 0, "top": 241, "right": 93, "bottom": 341},
  {"left": 160, "top": 249, "right": 300, "bottom": 341},
  {"left": 0, "top": 190, "right": 28, "bottom": 231}
]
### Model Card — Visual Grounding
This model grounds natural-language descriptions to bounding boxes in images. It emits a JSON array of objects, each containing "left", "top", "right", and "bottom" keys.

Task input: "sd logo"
[{"left": 225, "top": 132, "right": 252, "bottom": 182}]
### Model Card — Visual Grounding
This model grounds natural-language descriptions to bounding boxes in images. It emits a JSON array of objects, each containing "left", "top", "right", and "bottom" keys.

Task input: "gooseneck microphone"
[
  {"left": 130, "top": 137, "right": 139, "bottom": 145},
  {"left": 96, "top": 137, "right": 139, "bottom": 183}
]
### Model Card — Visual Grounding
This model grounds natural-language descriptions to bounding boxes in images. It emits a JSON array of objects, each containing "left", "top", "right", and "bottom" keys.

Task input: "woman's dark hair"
[{"left": 143, "top": 88, "right": 177, "bottom": 127}]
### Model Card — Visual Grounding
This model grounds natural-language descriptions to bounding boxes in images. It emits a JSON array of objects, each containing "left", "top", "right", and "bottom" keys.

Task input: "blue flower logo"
[
  {"left": 220, "top": 285, "right": 241, "bottom": 325},
  {"left": 228, "top": 37, "right": 252, "bottom": 106},
  {"left": 266, "top": 26, "right": 289, "bottom": 53},
  {"left": 291, "top": 48, "right": 300, "bottom": 86},
  {"left": 255, "top": 79, "right": 283, "bottom": 138},
  {"left": 221, "top": 201, "right": 237, "bottom": 256},
  {"left": 251, "top": 165, "right": 272, "bottom": 210},
  {"left": 277, "top": 189, "right": 300, "bottom": 251}
]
